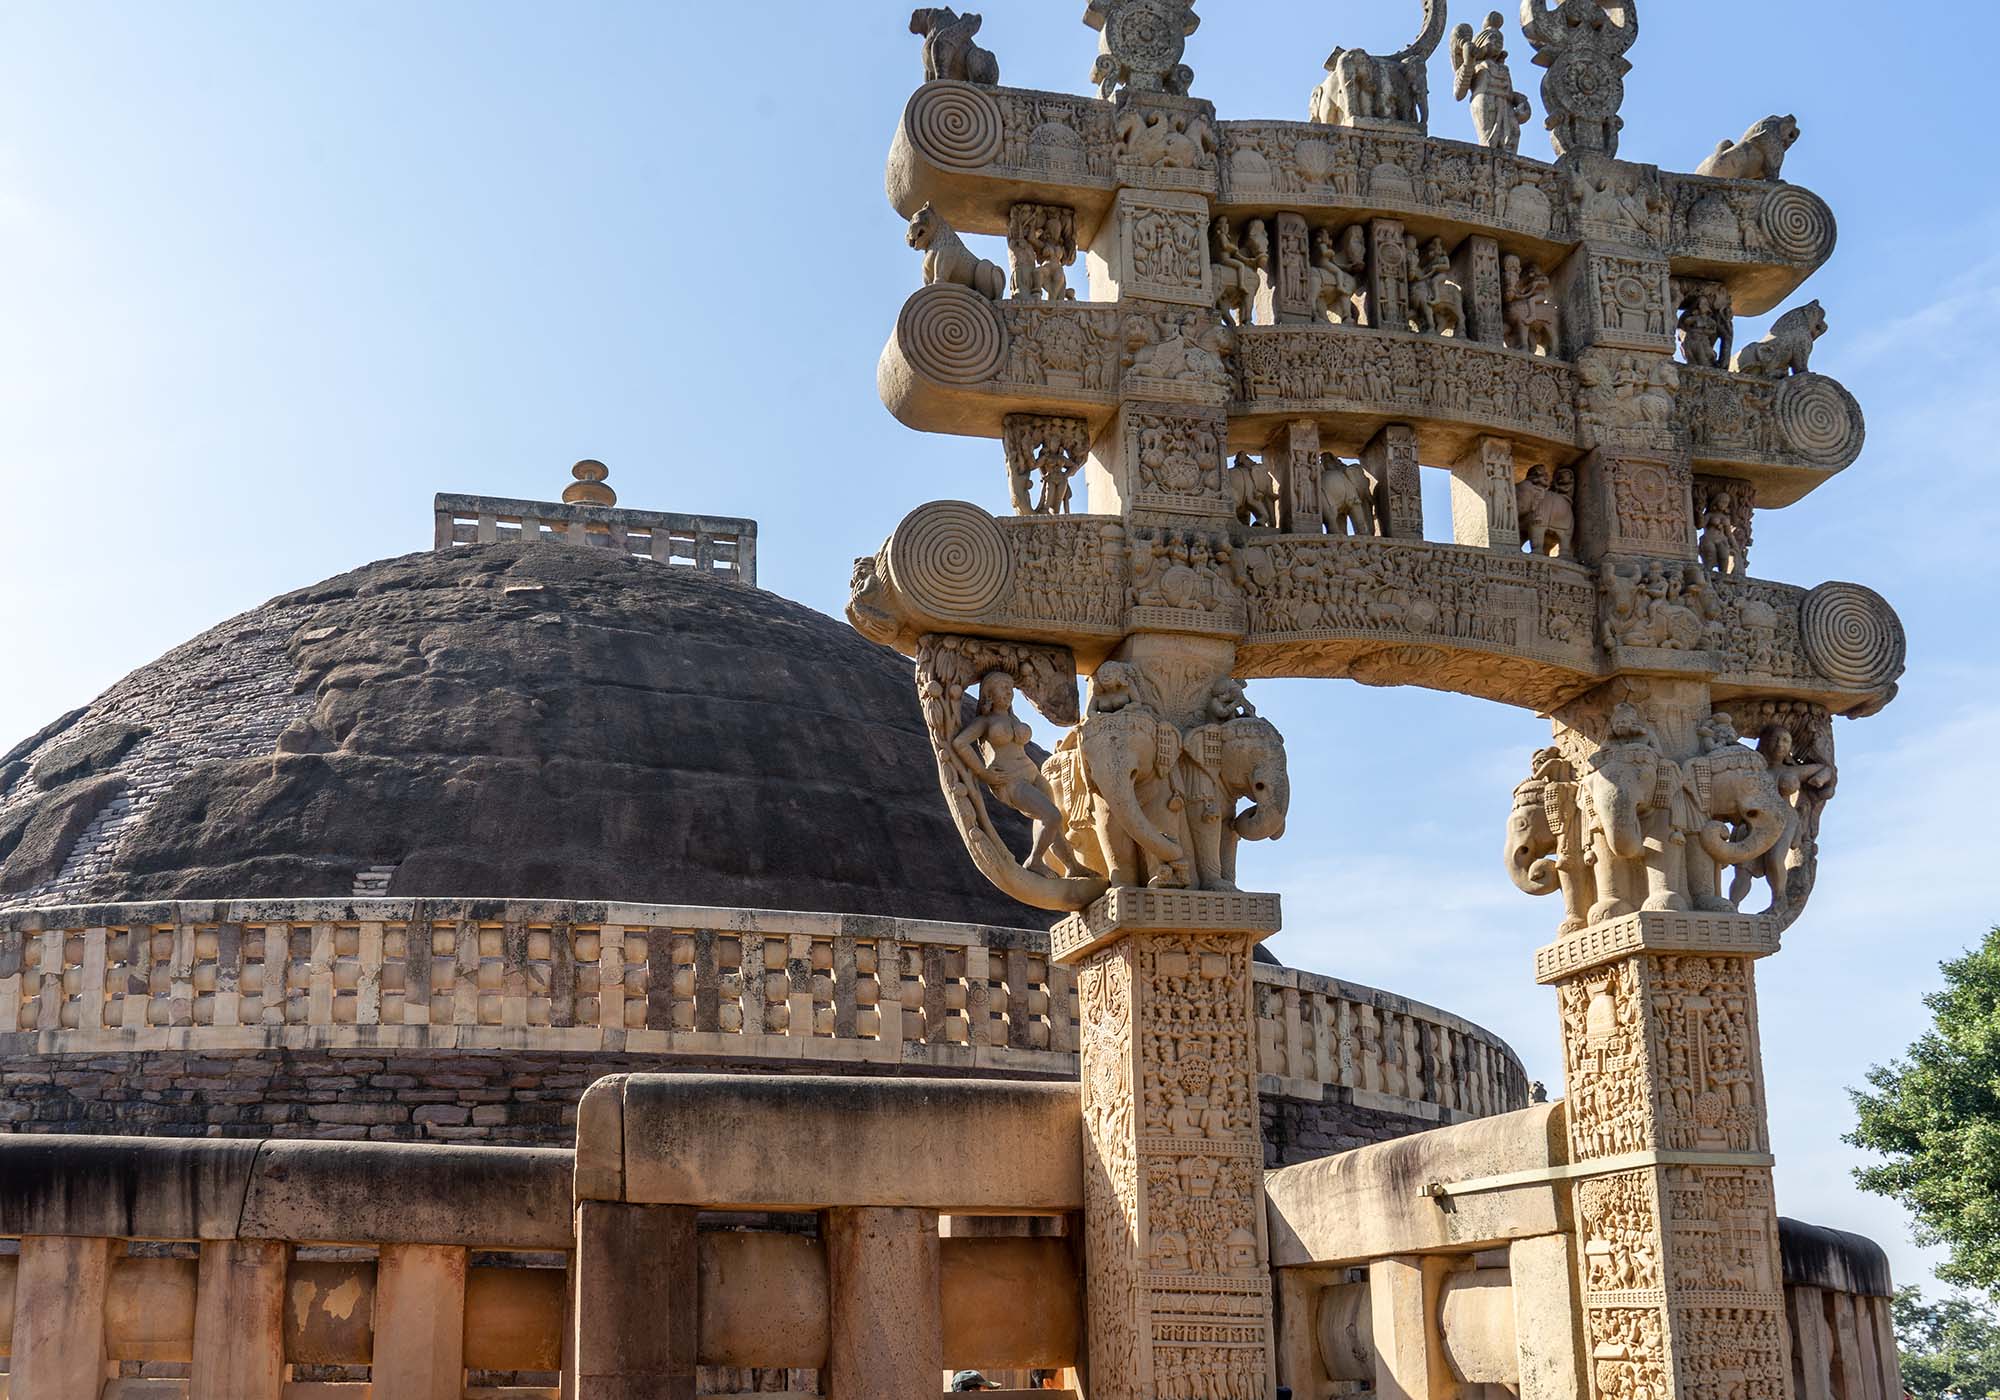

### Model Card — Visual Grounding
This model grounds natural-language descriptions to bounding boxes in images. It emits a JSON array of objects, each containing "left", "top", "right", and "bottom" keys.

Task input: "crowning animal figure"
[
  {"left": 1696, "top": 114, "right": 1800, "bottom": 182},
  {"left": 907, "top": 203, "right": 1006, "bottom": 301},
  {"left": 1310, "top": 0, "right": 1448, "bottom": 128},
  {"left": 1731, "top": 300, "right": 1826, "bottom": 379},
  {"left": 910, "top": 8, "right": 1000, "bottom": 85}
]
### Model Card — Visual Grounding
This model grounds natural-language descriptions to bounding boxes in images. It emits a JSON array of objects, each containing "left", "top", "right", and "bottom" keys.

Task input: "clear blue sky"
[{"left": 2, "top": 2, "right": 1993, "bottom": 1292}]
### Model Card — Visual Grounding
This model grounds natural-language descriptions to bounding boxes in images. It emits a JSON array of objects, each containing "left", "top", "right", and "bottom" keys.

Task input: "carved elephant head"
[{"left": 1067, "top": 701, "right": 1186, "bottom": 889}]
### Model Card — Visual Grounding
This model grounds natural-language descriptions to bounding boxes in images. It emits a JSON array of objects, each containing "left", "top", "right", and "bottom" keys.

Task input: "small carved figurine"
[
  {"left": 1036, "top": 443, "right": 1082, "bottom": 516},
  {"left": 908, "top": 203, "right": 1006, "bottom": 301},
  {"left": 1696, "top": 115, "right": 1800, "bottom": 182},
  {"left": 1407, "top": 235, "right": 1464, "bottom": 337},
  {"left": 1227, "top": 453, "right": 1275, "bottom": 528},
  {"left": 1317, "top": 454, "right": 1377, "bottom": 537},
  {"left": 1697, "top": 489, "right": 1742, "bottom": 575},
  {"left": 910, "top": 8, "right": 1000, "bottom": 86},
  {"left": 1675, "top": 281, "right": 1734, "bottom": 368},
  {"left": 1311, "top": 0, "right": 1448, "bottom": 129},
  {"left": 1210, "top": 217, "right": 1269, "bottom": 327},
  {"left": 1732, "top": 300, "right": 1825, "bottom": 378},
  {"left": 1309, "top": 225, "right": 1367, "bottom": 326},
  {"left": 1007, "top": 205, "right": 1076, "bottom": 303},
  {"left": 1502, "top": 254, "right": 1558, "bottom": 355},
  {"left": 1450, "top": 11, "right": 1533, "bottom": 151},
  {"left": 1516, "top": 464, "right": 1575, "bottom": 557}
]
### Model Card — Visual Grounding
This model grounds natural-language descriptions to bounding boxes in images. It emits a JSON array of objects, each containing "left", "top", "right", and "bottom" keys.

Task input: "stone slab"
[
  {"left": 1534, "top": 910, "right": 1781, "bottom": 983},
  {"left": 1051, "top": 887, "right": 1281, "bottom": 964}
]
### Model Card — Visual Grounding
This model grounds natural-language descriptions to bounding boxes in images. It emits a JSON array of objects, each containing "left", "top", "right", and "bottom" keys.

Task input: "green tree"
[
  {"left": 1849, "top": 928, "right": 2000, "bottom": 1291},
  {"left": 1896, "top": 1286, "right": 2000, "bottom": 1400}
]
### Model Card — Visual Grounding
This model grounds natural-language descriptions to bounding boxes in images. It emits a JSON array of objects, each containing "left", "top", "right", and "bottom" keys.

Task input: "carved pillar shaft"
[
  {"left": 1057, "top": 889, "right": 1283, "bottom": 1400},
  {"left": 1451, "top": 234, "right": 1505, "bottom": 345},
  {"left": 1540, "top": 915, "right": 1793, "bottom": 1400},
  {"left": 1366, "top": 218, "right": 1410, "bottom": 332},
  {"left": 1265, "top": 417, "right": 1322, "bottom": 535},
  {"left": 1363, "top": 424, "right": 1424, "bottom": 541},
  {"left": 1260, "top": 212, "right": 1315, "bottom": 326},
  {"left": 1451, "top": 435, "right": 1520, "bottom": 551}
]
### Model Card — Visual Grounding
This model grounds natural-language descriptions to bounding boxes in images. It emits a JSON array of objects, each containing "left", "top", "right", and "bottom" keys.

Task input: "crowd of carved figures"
[{"left": 1507, "top": 701, "right": 1837, "bottom": 935}]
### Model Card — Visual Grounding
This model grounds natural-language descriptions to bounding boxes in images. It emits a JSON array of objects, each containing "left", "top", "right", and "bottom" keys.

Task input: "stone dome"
[{"left": 0, "top": 542, "right": 1040, "bottom": 926}]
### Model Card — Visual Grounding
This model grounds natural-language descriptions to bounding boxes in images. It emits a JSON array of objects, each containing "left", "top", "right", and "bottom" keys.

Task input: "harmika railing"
[
  {"left": 431, "top": 492, "right": 757, "bottom": 584},
  {"left": 0, "top": 899, "right": 1527, "bottom": 1120}
]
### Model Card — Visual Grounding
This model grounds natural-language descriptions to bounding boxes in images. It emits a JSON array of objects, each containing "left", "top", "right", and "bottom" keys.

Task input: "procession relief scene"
[{"left": 859, "top": 3, "right": 1905, "bottom": 1397}]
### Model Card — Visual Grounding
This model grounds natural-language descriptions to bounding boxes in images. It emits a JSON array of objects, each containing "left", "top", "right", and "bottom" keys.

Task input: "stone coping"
[{"left": 1533, "top": 910, "right": 1783, "bottom": 983}]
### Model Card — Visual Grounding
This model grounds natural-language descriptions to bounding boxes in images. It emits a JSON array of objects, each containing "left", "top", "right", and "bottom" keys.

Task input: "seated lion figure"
[
  {"left": 1732, "top": 300, "right": 1826, "bottom": 379},
  {"left": 1696, "top": 114, "right": 1800, "bottom": 182}
]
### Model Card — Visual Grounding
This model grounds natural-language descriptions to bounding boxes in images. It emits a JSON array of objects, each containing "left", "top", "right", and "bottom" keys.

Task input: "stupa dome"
[{"left": 0, "top": 539, "right": 1039, "bottom": 927}]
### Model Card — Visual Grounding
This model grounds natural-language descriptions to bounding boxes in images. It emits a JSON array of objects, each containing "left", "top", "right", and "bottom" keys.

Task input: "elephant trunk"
[
  {"left": 1233, "top": 766, "right": 1289, "bottom": 842},
  {"left": 1507, "top": 810, "right": 1559, "bottom": 896},
  {"left": 1099, "top": 771, "right": 1183, "bottom": 866},
  {"left": 1601, "top": 784, "right": 1645, "bottom": 860},
  {"left": 1700, "top": 805, "right": 1784, "bottom": 866}
]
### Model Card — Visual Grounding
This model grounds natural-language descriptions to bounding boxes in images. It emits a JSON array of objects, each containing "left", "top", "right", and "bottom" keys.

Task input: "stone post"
[
  {"left": 1451, "top": 436, "right": 1520, "bottom": 551},
  {"left": 573, "top": 1202, "right": 698, "bottom": 1400},
  {"left": 10, "top": 1235, "right": 112, "bottom": 1400},
  {"left": 1264, "top": 417, "right": 1323, "bottom": 535},
  {"left": 1054, "top": 887, "right": 1283, "bottom": 1400},
  {"left": 1259, "top": 212, "right": 1316, "bottom": 326},
  {"left": 1537, "top": 911, "right": 1793, "bottom": 1400},
  {"left": 824, "top": 1207, "right": 945, "bottom": 1400},
  {"left": 192, "top": 1239, "right": 290, "bottom": 1398},
  {"left": 374, "top": 1243, "right": 468, "bottom": 1400},
  {"left": 1366, "top": 219, "right": 1410, "bottom": 332},
  {"left": 1363, "top": 424, "right": 1425, "bottom": 541},
  {"left": 1451, "top": 235, "right": 1505, "bottom": 345}
]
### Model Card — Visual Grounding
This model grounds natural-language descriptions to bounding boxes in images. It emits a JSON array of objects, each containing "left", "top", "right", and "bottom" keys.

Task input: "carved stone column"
[
  {"left": 1365, "top": 219, "right": 1410, "bottom": 332},
  {"left": 1539, "top": 913, "right": 1792, "bottom": 1400},
  {"left": 1264, "top": 417, "right": 1322, "bottom": 535},
  {"left": 1451, "top": 234, "right": 1505, "bottom": 345},
  {"left": 1055, "top": 888, "right": 1283, "bottom": 1400},
  {"left": 1362, "top": 424, "right": 1424, "bottom": 540},
  {"left": 1091, "top": 189, "right": 1214, "bottom": 308},
  {"left": 1259, "top": 212, "right": 1315, "bottom": 326},
  {"left": 1451, "top": 435, "right": 1520, "bottom": 551}
]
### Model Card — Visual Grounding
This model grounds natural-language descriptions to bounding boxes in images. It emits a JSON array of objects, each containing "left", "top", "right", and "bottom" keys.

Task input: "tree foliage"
[
  {"left": 1849, "top": 928, "right": 2000, "bottom": 1291},
  {"left": 1896, "top": 1286, "right": 2000, "bottom": 1400}
]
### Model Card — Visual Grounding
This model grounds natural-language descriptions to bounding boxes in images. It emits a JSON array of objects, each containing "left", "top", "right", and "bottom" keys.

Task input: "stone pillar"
[
  {"left": 1451, "top": 436, "right": 1520, "bottom": 551},
  {"left": 574, "top": 1202, "right": 698, "bottom": 1400},
  {"left": 1451, "top": 235, "right": 1505, "bottom": 345},
  {"left": 1090, "top": 188, "right": 1213, "bottom": 308},
  {"left": 1096, "top": 400, "right": 1232, "bottom": 520},
  {"left": 1264, "top": 417, "right": 1323, "bottom": 534},
  {"left": 10, "top": 1235, "right": 112, "bottom": 1400},
  {"left": 1554, "top": 245, "right": 1674, "bottom": 356},
  {"left": 1260, "top": 212, "right": 1315, "bottom": 326},
  {"left": 824, "top": 1207, "right": 944, "bottom": 1400},
  {"left": 1363, "top": 424, "right": 1424, "bottom": 541},
  {"left": 1054, "top": 887, "right": 1283, "bottom": 1400},
  {"left": 1366, "top": 218, "right": 1410, "bottom": 332},
  {"left": 374, "top": 1243, "right": 468, "bottom": 1400},
  {"left": 1538, "top": 911, "right": 1794, "bottom": 1400},
  {"left": 1508, "top": 1234, "right": 1586, "bottom": 1400},
  {"left": 192, "top": 1239, "right": 290, "bottom": 1399},
  {"left": 1369, "top": 1255, "right": 1454, "bottom": 1400},
  {"left": 1573, "top": 448, "right": 1695, "bottom": 564}
]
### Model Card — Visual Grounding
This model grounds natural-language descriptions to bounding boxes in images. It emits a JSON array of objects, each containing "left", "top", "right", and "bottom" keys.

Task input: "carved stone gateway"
[{"left": 869, "top": 4, "right": 1901, "bottom": 1396}]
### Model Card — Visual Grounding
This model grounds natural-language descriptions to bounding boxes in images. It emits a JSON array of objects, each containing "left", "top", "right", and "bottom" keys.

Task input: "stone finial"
[
  {"left": 1084, "top": 0, "right": 1200, "bottom": 99},
  {"left": 562, "top": 460, "right": 617, "bottom": 507},
  {"left": 1519, "top": 0, "right": 1639, "bottom": 158}
]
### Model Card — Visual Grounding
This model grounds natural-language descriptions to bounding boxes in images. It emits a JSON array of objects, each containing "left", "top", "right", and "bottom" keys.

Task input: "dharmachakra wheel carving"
[
  {"left": 897, "top": 284, "right": 1009, "bottom": 386},
  {"left": 889, "top": 500, "right": 1013, "bottom": 619},
  {"left": 1801, "top": 581, "right": 1905, "bottom": 690},
  {"left": 906, "top": 80, "right": 1004, "bottom": 170},
  {"left": 1759, "top": 184, "right": 1836, "bottom": 264},
  {"left": 1774, "top": 373, "right": 1865, "bottom": 468}
]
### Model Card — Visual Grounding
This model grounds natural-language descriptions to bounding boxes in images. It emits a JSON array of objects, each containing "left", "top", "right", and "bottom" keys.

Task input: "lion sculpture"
[
  {"left": 910, "top": 8, "right": 1000, "bottom": 86},
  {"left": 1696, "top": 114, "right": 1799, "bottom": 182},
  {"left": 1732, "top": 300, "right": 1826, "bottom": 379},
  {"left": 907, "top": 204, "right": 1006, "bottom": 302}
]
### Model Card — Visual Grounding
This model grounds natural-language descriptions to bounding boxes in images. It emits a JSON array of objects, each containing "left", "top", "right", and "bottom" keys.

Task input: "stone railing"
[
  {"left": 432, "top": 492, "right": 757, "bottom": 584},
  {"left": 0, "top": 899, "right": 1526, "bottom": 1122},
  {"left": 0, "top": 1133, "right": 573, "bottom": 1397}
]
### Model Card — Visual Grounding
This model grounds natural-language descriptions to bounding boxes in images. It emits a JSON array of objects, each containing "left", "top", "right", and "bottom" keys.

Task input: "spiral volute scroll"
[
  {"left": 896, "top": 285, "right": 1009, "bottom": 386},
  {"left": 1801, "top": 582, "right": 1905, "bottom": 691},
  {"left": 1759, "top": 184, "right": 1837, "bottom": 265},
  {"left": 905, "top": 81, "right": 1005, "bottom": 171},
  {"left": 1774, "top": 373, "right": 1865, "bottom": 469},
  {"left": 888, "top": 500, "right": 1013, "bottom": 623}
]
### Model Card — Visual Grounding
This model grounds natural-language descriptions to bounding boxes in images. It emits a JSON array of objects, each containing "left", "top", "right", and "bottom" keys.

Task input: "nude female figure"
[{"left": 951, "top": 672, "right": 1080, "bottom": 876}]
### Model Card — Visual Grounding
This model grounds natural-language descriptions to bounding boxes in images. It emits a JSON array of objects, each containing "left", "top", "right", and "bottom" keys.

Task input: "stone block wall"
[{"left": 1260, "top": 1083, "right": 1472, "bottom": 1168}]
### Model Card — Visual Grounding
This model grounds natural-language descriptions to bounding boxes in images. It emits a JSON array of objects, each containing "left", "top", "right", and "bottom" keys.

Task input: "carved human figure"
[
  {"left": 1407, "top": 235, "right": 1465, "bottom": 336},
  {"left": 1732, "top": 300, "right": 1826, "bottom": 378},
  {"left": 1308, "top": 225, "right": 1367, "bottom": 325},
  {"left": 1577, "top": 704, "right": 1691, "bottom": 922},
  {"left": 1008, "top": 205, "right": 1077, "bottom": 303},
  {"left": 1507, "top": 745, "right": 1592, "bottom": 934},
  {"left": 1727, "top": 723, "right": 1836, "bottom": 919},
  {"left": 952, "top": 672, "right": 1081, "bottom": 877},
  {"left": 1683, "top": 713, "right": 1789, "bottom": 912},
  {"left": 1210, "top": 217, "right": 1269, "bottom": 327},
  {"left": 908, "top": 204, "right": 1007, "bottom": 301},
  {"left": 1502, "top": 254, "right": 1559, "bottom": 355},
  {"left": 910, "top": 8, "right": 1000, "bottom": 85},
  {"left": 1316, "top": 454, "right": 1377, "bottom": 537},
  {"left": 1037, "top": 442, "right": 1082, "bottom": 515},
  {"left": 1696, "top": 114, "right": 1800, "bottom": 182},
  {"left": 1697, "top": 489, "right": 1742, "bottom": 575},
  {"left": 1227, "top": 453, "right": 1275, "bottom": 528},
  {"left": 1451, "top": 12, "right": 1533, "bottom": 151},
  {"left": 1516, "top": 464, "right": 1575, "bottom": 557},
  {"left": 1676, "top": 282, "right": 1734, "bottom": 369}
]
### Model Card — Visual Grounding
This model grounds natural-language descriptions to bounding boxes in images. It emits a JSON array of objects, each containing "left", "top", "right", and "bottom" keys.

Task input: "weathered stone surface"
[{"left": 0, "top": 542, "right": 1039, "bottom": 925}]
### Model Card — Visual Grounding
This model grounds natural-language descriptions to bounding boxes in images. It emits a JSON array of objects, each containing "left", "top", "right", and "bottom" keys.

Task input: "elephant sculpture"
[
  {"left": 1318, "top": 455, "right": 1376, "bottom": 537},
  {"left": 1506, "top": 747, "right": 1591, "bottom": 935},
  {"left": 1577, "top": 705, "right": 1692, "bottom": 923},
  {"left": 1043, "top": 663, "right": 1189, "bottom": 889},
  {"left": 1682, "top": 715, "right": 1789, "bottom": 913},
  {"left": 1309, "top": 0, "right": 1448, "bottom": 128},
  {"left": 1176, "top": 708, "right": 1290, "bottom": 892}
]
